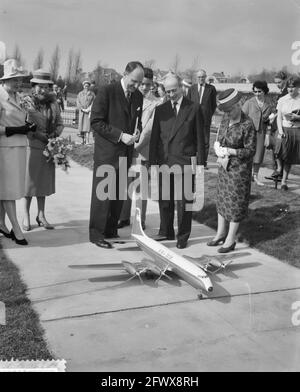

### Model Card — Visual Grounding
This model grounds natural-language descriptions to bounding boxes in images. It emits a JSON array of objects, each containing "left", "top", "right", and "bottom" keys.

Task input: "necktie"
[
  {"left": 199, "top": 85, "right": 203, "bottom": 104},
  {"left": 173, "top": 101, "right": 178, "bottom": 116},
  {"left": 126, "top": 91, "right": 131, "bottom": 103}
]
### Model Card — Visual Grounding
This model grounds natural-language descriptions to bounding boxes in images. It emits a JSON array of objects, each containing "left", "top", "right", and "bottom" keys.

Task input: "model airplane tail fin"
[{"left": 131, "top": 208, "right": 145, "bottom": 237}]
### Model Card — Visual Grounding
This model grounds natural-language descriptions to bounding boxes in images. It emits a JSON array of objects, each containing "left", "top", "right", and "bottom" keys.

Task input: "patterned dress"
[{"left": 216, "top": 112, "right": 256, "bottom": 222}]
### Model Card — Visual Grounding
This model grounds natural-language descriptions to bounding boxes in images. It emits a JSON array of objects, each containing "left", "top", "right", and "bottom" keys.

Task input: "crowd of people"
[{"left": 0, "top": 58, "right": 299, "bottom": 251}]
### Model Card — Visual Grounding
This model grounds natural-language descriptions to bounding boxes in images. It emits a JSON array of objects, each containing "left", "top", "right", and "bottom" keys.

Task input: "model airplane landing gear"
[{"left": 197, "top": 291, "right": 203, "bottom": 300}]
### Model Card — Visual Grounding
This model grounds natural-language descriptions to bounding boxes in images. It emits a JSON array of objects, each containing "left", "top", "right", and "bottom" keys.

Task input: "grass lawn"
[
  {"left": 69, "top": 141, "right": 300, "bottom": 268},
  {"left": 0, "top": 244, "right": 53, "bottom": 360}
]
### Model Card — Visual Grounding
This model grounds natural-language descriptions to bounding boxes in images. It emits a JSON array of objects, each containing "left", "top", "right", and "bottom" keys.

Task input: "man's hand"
[
  {"left": 132, "top": 128, "right": 140, "bottom": 142},
  {"left": 121, "top": 133, "right": 135, "bottom": 145}
]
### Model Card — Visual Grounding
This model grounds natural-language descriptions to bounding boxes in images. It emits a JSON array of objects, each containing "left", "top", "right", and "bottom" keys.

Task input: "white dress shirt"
[{"left": 171, "top": 95, "right": 183, "bottom": 115}]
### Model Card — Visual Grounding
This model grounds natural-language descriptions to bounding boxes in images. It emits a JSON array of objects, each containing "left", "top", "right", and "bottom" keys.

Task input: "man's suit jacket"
[
  {"left": 187, "top": 83, "right": 217, "bottom": 126},
  {"left": 149, "top": 97, "right": 205, "bottom": 167},
  {"left": 90, "top": 81, "right": 143, "bottom": 168}
]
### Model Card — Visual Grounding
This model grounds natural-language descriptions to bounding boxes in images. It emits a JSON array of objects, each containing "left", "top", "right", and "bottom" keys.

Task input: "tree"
[
  {"left": 183, "top": 56, "right": 200, "bottom": 83},
  {"left": 170, "top": 53, "right": 181, "bottom": 74},
  {"left": 33, "top": 48, "right": 44, "bottom": 70},
  {"left": 144, "top": 59, "right": 156, "bottom": 69},
  {"left": 65, "top": 48, "right": 75, "bottom": 83},
  {"left": 72, "top": 50, "right": 82, "bottom": 82},
  {"left": 49, "top": 45, "right": 60, "bottom": 82},
  {"left": 12, "top": 44, "right": 24, "bottom": 67}
]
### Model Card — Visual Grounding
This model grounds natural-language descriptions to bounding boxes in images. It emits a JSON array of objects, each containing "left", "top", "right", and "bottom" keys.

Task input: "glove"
[
  {"left": 5, "top": 123, "right": 35, "bottom": 137},
  {"left": 214, "top": 141, "right": 228, "bottom": 158}
]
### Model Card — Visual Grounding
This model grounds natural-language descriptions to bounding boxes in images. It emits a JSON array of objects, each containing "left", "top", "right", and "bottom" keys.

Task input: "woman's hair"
[
  {"left": 31, "top": 82, "right": 52, "bottom": 88},
  {"left": 253, "top": 80, "right": 269, "bottom": 94},
  {"left": 286, "top": 76, "right": 300, "bottom": 88},
  {"left": 158, "top": 83, "right": 165, "bottom": 92},
  {"left": 274, "top": 71, "right": 287, "bottom": 81}
]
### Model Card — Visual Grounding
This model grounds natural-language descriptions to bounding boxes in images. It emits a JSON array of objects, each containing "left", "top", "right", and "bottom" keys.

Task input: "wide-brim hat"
[
  {"left": 0, "top": 58, "right": 28, "bottom": 80},
  {"left": 82, "top": 80, "right": 91, "bottom": 86},
  {"left": 218, "top": 88, "right": 242, "bottom": 112},
  {"left": 30, "top": 69, "right": 54, "bottom": 84}
]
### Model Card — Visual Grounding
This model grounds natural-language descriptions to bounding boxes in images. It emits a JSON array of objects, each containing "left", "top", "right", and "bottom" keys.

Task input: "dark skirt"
[
  {"left": 253, "top": 130, "right": 266, "bottom": 165},
  {"left": 24, "top": 146, "right": 55, "bottom": 197},
  {"left": 276, "top": 127, "right": 300, "bottom": 164}
]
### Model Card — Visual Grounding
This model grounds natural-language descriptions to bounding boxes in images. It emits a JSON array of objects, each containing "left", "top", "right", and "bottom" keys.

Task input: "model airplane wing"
[
  {"left": 69, "top": 261, "right": 147, "bottom": 270},
  {"left": 183, "top": 251, "right": 251, "bottom": 273}
]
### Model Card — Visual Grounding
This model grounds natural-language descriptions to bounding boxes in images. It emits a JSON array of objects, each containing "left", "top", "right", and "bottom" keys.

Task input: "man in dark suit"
[
  {"left": 89, "top": 61, "right": 144, "bottom": 248},
  {"left": 149, "top": 75, "right": 205, "bottom": 249},
  {"left": 187, "top": 69, "right": 217, "bottom": 169}
]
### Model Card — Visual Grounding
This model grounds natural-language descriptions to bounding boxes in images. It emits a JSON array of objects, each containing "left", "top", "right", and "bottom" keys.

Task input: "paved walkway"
[{"left": 1, "top": 158, "right": 300, "bottom": 371}]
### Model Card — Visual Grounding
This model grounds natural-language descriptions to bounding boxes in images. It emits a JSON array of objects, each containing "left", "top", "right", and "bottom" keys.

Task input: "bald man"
[
  {"left": 89, "top": 61, "right": 144, "bottom": 249},
  {"left": 188, "top": 69, "right": 217, "bottom": 168},
  {"left": 149, "top": 75, "right": 205, "bottom": 249}
]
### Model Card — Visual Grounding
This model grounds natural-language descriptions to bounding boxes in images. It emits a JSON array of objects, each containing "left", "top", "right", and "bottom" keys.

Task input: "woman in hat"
[
  {"left": 0, "top": 59, "right": 36, "bottom": 245},
  {"left": 207, "top": 88, "right": 256, "bottom": 253},
  {"left": 21, "top": 69, "right": 64, "bottom": 230},
  {"left": 76, "top": 80, "right": 95, "bottom": 144},
  {"left": 242, "top": 80, "right": 274, "bottom": 186},
  {"left": 276, "top": 77, "right": 300, "bottom": 190}
]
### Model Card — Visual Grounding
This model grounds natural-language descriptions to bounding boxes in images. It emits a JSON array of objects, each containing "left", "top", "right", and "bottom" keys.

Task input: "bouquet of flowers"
[{"left": 43, "top": 137, "right": 73, "bottom": 172}]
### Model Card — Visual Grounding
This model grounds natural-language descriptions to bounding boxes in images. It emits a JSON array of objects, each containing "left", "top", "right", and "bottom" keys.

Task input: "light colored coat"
[
  {"left": 0, "top": 85, "right": 27, "bottom": 147},
  {"left": 242, "top": 96, "right": 273, "bottom": 132},
  {"left": 134, "top": 96, "right": 160, "bottom": 161}
]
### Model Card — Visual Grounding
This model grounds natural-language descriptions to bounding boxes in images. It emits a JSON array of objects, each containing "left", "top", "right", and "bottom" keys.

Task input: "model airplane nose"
[{"left": 208, "top": 286, "right": 213, "bottom": 292}]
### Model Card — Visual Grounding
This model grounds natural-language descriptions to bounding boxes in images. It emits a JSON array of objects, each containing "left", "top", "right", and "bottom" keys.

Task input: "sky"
[{"left": 0, "top": 0, "right": 300, "bottom": 77}]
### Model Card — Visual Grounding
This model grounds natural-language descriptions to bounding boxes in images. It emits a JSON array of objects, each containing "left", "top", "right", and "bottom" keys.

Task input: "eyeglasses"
[
  {"left": 166, "top": 88, "right": 177, "bottom": 94},
  {"left": 253, "top": 90, "right": 263, "bottom": 94}
]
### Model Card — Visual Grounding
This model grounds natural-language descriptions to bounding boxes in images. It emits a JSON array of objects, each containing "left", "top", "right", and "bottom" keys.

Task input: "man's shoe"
[
  {"left": 152, "top": 234, "right": 175, "bottom": 241},
  {"left": 281, "top": 184, "right": 288, "bottom": 191},
  {"left": 176, "top": 240, "right": 187, "bottom": 249},
  {"left": 93, "top": 239, "right": 113, "bottom": 249},
  {"left": 117, "top": 219, "right": 130, "bottom": 229},
  {"left": 105, "top": 233, "right": 120, "bottom": 239}
]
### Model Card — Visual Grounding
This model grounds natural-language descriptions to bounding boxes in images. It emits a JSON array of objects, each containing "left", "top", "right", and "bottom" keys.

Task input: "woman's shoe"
[
  {"left": 0, "top": 228, "right": 12, "bottom": 238},
  {"left": 10, "top": 230, "right": 28, "bottom": 245},
  {"left": 218, "top": 242, "right": 236, "bottom": 253},
  {"left": 22, "top": 220, "right": 31, "bottom": 232},
  {"left": 253, "top": 174, "right": 264, "bottom": 186},
  {"left": 36, "top": 216, "right": 54, "bottom": 230},
  {"left": 207, "top": 235, "right": 227, "bottom": 246}
]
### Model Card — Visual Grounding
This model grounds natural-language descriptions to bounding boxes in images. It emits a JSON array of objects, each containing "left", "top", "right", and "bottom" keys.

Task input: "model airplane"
[{"left": 70, "top": 208, "right": 238, "bottom": 298}]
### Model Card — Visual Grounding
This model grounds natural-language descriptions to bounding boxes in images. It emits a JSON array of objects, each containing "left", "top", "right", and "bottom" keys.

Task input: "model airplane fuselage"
[{"left": 132, "top": 208, "right": 213, "bottom": 293}]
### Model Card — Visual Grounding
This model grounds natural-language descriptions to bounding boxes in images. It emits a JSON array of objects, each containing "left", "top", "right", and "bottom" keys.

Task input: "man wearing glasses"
[
  {"left": 149, "top": 75, "right": 205, "bottom": 249},
  {"left": 188, "top": 69, "right": 217, "bottom": 169}
]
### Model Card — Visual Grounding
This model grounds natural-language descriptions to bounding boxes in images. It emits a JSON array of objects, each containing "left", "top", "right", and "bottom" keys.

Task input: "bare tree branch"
[
  {"left": 49, "top": 44, "right": 60, "bottom": 82},
  {"left": 33, "top": 48, "right": 44, "bottom": 70}
]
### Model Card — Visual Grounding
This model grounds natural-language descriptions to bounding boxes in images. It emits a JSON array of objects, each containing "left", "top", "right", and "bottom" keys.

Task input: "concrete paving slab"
[
  {"left": 43, "top": 289, "right": 300, "bottom": 372},
  {"left": 2, "top": 159, "right": 300, "bottom": 371}
]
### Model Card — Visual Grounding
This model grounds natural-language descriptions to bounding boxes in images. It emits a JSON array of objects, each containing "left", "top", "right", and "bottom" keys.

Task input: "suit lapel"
[
  {"left": 168, "top": 98, "right": 192, "bottom": 142},
  {"left": 117, "top": 81, "right": 130, "bottom": 117},
  {"left": 202, "top": 84, "right": 209, "bottom": 103}
]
